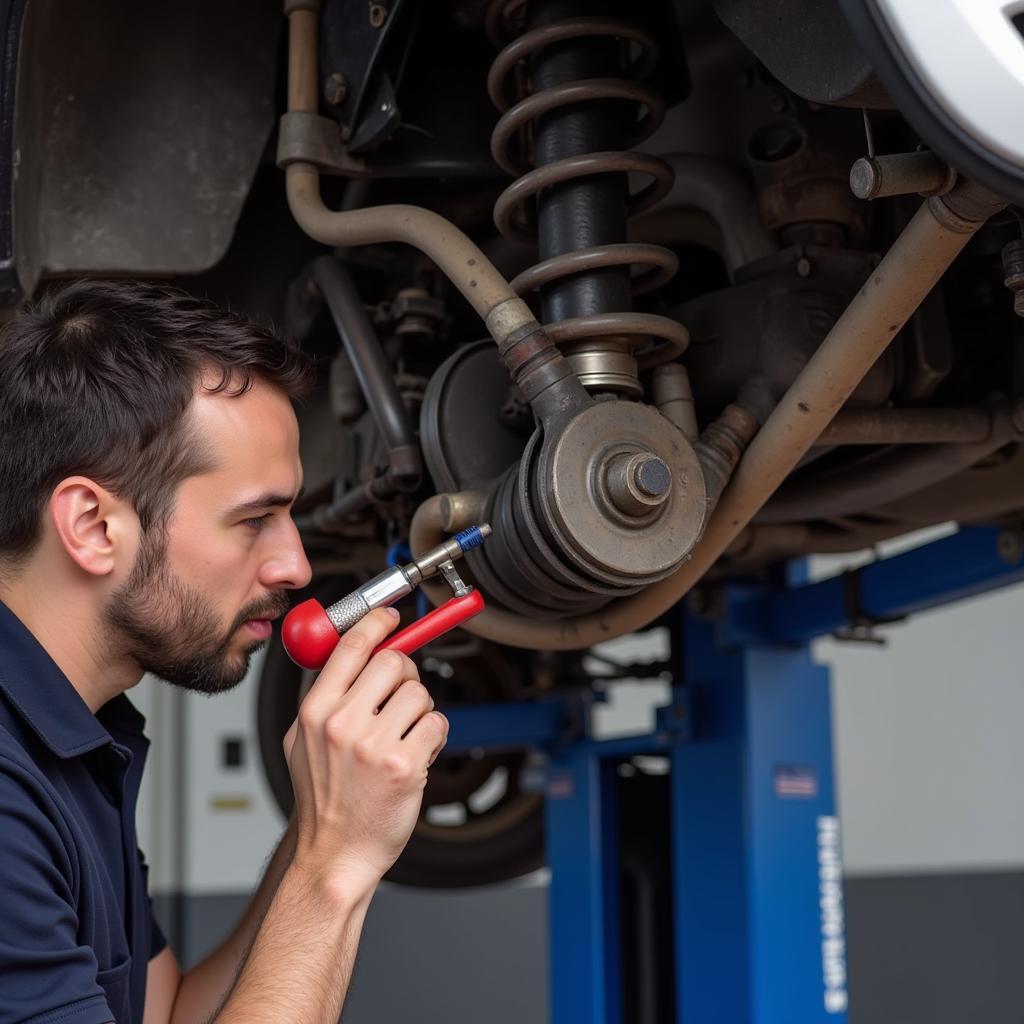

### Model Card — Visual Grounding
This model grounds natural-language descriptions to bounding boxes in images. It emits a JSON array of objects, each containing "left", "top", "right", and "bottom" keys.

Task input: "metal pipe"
[
  {"left": 763, "top": 400, "right": 1024, "bottom": 521},
  {"left": 413, "top": 180, "right": 1005, "bottom": 649},
  {"left": 719, "top": 521, "right": 910, "bottom": 572},
  {"left": 311, "top": 257, "right": 420, "bottom": 479},
  {"left": 287, "top": 167, "right": 518, "bottom": 325},
  {"left": 871, "top": 442, "right": 1024, "bottom": 524},
  {"left": 651, "top": 363, "right": 698, "bottom": 442},
  {"left": 282, "top": 5, "right": 589, "bottom": 424},
  {"left": 756, "top": 439, "right": 1008, "bottom": 524},
  {"left": 694, "top": 404, "right": 759, "bottom": 513},
  {"left": 295, "top": 472, "right": 399, "bottom": 534},
  {"left": 817, "top": 405, "right": 1001, "bottom": 445},
  {"left": 849, "top": 152, "right": 956, "bottom": 201}
]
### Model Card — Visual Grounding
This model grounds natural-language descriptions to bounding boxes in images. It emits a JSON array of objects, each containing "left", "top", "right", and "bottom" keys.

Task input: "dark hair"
[{"left": 0, "top": 279, "right": 314, "bottom": 570}]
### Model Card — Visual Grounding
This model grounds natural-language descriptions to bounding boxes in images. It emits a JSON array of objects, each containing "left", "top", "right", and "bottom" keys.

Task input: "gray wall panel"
[
  {"left": 157, "top": 871, "right": 1024, "bottom": 1023},
  {"left": 845, "top": 871, "right": 1024, "bottom": 1024}
]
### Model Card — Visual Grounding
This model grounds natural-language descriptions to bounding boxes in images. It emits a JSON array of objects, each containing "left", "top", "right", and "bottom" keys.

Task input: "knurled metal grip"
[{"left": 325, "top": 592, "right": 372, "bottom": 634}]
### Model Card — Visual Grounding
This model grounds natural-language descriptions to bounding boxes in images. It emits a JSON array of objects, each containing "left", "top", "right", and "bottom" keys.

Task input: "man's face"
[{"left": 104, "top": 378, "right": 312, "bottom": 693}]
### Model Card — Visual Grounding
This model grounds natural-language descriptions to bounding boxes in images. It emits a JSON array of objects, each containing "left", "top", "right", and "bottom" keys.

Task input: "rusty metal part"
[
  {"left": 930, "top": 179, "right": 1008, "bottom": 230},
  {"left": 849, "top": 152, "right": 957, "bottom": 200},
  {"left": 487, "top": 9, "right": 683, "bottom": 394},
  {"left": 651, "top": 363, "right": 698, "bottom": 442},
  {"left": 390, "top": 287, "right": 445, "bottom": 339},
  {"left": 1002, "top": 238, "right": 1024, "bottom": 317},
  {"left": 534, "top": 401, "right": 706, "bottom": 586},
  {"left": 757, "top": 147, "right": 866, "bottom": 242},
  {"left": 678, "top": 245, "right": 893, "bottom": 415},
  {"left": 415, "top": 397, "right": 708, "bottom": 625},
  {"left": 695, "top": 404, "right": 759, "bottom": 512},
  {"left": 415, "top": 179, "right": 1005, "bottom": 648},
  {"left": 817, "top": 405, "right": 1012, "bottom": 445},
  {"left": 283, "top": 5, "right": 590, "bottom": 426}
]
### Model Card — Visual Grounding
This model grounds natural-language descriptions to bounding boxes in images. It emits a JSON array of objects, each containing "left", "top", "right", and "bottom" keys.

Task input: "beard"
[{"left": 104, "top": 529, "right": 291, "bottom": 695}]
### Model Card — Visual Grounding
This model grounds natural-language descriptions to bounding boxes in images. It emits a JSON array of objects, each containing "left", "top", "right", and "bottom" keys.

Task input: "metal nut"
[{"left": 324, "top": 72, "right": 348, "bottom": 106}]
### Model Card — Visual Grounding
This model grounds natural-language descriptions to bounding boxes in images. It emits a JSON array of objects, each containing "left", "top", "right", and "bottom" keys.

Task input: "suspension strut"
[
  {"left": 456, "top": 0, "right": 707, "bottom": 619},
  {"left": 486, "top": 0, "right": 687, "bottom": 395}
]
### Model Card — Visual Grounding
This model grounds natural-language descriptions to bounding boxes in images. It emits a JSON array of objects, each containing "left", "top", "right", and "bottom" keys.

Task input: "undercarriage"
[{"left": 7, "top": 0, "right": 1024, "bottom": 885}]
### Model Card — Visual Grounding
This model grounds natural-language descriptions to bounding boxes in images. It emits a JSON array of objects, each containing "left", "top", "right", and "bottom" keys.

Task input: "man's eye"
[{"left": 242, "top": 513, "right": 273, "bottom": 530}]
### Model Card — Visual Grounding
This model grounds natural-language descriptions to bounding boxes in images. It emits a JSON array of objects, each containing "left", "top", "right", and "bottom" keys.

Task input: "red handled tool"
[
  {"left": 374, "top": 589, "right": 485, "bottom": 656},
  {"left": 282, "top": 525, "right": 490, "bottom": 670}
]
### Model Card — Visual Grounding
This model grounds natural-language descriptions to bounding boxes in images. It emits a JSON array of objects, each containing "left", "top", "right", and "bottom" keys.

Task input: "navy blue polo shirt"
[{"left": 0, "top": 601, "right": 166, "bottom": 1024}]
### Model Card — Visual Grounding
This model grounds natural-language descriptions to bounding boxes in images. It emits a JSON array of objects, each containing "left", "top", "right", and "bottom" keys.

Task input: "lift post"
[
  {"left": 441, "top": 526, "right": 1024, "bottom": 1024},
  {"left": 672, "top": 614, "right": 844, "bottom": 1022}
]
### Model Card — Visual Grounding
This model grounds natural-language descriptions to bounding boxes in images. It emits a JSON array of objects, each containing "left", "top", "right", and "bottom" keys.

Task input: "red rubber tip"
[{"left": 282, "top": 598, "right": 339, "bottom": 671}]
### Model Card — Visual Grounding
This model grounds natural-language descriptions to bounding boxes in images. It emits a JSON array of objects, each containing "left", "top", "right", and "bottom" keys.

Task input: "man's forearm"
[
  {"left": 212, "top": 860, "right": 373, "bottom": 1024},
  {"left": 171, "top": 821, "right": 297, "bottom": 1024}
]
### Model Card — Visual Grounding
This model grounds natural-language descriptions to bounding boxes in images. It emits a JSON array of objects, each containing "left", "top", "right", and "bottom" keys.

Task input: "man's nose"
[{"left": 261, "top": 518, "right": 313, "bottom": 590}]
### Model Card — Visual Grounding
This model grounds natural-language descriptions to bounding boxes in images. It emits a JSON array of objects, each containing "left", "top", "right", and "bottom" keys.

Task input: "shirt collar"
[{"left": 0, "top": 600, "right": 144, "bottom": 758}]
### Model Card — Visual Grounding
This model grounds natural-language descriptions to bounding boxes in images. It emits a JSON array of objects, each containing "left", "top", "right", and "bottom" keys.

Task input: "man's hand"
[
  {"left": 210, "top": 608, "right": 446, "bottom": 1023},
  {"left": 282, "top": 607, "right": 448, "bottom": 896}
]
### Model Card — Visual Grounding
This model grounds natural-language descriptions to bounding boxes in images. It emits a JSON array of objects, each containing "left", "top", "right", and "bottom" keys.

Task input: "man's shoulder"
[
  {"left": 0, "top": 691, "right": 50, "bottom": 780},
  {"left": 0, "top": 706, "right": 80, "bottom": 841}
]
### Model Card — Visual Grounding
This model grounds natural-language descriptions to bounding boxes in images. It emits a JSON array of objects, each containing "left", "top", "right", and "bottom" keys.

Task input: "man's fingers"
[
  {"left": 302, "top": 608, "right": 400, "bottom": 709},
  {"left": 345, "top": 649, "right": 420, "bottom": 714},
  {"left": 405, "top": 710, "right": 449, "bottom": 768},
  {"left": 376, "top": 679, "right": 434, "bottom": 738},
  {"left": 426, "top": 733, "right": 447, "bottom": 769}
]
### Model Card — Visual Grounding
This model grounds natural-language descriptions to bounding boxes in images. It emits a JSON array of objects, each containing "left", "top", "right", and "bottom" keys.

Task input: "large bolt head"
[
  {"left": 635, "top": 455, "right": 671, "bottom": 497},
  {"left": 605, "top": 452, "right": 672, "bottom": 516}
]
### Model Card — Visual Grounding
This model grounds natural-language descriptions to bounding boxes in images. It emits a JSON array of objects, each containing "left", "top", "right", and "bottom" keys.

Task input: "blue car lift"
[{"left": 441, "top": 525, "right": 1024, "bottom": 1024}]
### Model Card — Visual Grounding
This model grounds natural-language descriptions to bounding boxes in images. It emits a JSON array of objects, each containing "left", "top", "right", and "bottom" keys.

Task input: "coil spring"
[{"left": 485, "top": 3, "right": 688, "bottom": 391}]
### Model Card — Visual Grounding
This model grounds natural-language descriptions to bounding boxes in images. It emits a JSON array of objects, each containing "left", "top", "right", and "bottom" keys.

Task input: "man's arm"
[
  {"left": 149, "top": 609, "right": 446, "bottom": 1024},
  {"left": 213, "top": 852, "right": 373, "bottom": 1024},
  {"left": 144, "top": 819, "right": 297, "bottom": 1024}
]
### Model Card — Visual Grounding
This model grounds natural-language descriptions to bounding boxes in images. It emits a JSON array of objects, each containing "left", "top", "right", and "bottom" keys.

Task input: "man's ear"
[{"left": 49, "top": 477, "right": 135, "bottom": 577}]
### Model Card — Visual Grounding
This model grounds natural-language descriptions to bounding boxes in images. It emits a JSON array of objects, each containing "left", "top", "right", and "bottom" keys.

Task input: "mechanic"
[{"left": 0, "top": 279, "right": 448, "bottom": 1023}]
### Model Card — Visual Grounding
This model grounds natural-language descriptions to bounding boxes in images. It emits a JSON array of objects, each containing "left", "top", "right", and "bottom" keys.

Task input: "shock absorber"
[
  {"left": 453, "top": 0, "right": 707, "bottom": 621},
  {"left": 486, "top": 0, "right": 687, "bottom": 395}
]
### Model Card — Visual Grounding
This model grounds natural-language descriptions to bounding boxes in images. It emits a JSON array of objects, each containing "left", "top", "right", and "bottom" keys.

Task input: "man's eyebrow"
[{"left": 227, "top": 487, "right": 305, "bottom": 518}]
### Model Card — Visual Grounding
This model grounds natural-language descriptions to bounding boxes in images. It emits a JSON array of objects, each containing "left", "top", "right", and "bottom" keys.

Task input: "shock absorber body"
[
  {"left": 488, "top": 0, "right": 687, "bottom": 396},
  {"left": 531, "top": 0, "right": 633, "bottom": 391},
  {"left": 467, "top": 0, "right": 708, "bottom": 618}
]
